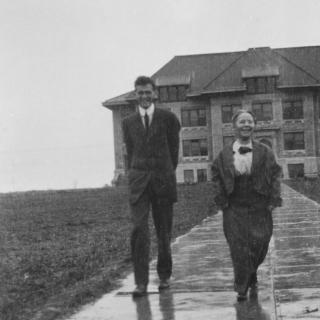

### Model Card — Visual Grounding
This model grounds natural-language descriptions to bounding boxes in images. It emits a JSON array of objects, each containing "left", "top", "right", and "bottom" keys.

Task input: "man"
[{"left": 122, "top": 76, "right": 181, "bottom": 297}]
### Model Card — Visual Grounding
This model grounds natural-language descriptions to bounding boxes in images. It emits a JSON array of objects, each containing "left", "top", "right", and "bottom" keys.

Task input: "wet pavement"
[
  {"left": 272, "top": 186, "right": 320, "bottom": 319},
  {"left": 65, "top": 184, "right": 320, "bottom": 320}
]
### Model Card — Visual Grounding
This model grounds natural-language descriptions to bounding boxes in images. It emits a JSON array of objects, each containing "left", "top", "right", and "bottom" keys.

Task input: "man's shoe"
[
  {"left": 158, "top": 279, "right": 170, "bottom": 291},
  {"left": 132, "top": 285, "right": 147, "bottom": 298}
]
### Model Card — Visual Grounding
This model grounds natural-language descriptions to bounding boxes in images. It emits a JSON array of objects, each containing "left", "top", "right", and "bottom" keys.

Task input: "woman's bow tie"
[{"left": 238, "top": 146, "right": 252, "bottom": 154}]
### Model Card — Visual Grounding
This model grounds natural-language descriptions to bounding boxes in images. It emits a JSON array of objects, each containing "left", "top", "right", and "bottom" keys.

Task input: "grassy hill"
[{"left": 0, "top": 183, "right": 216, "bottom": 320}]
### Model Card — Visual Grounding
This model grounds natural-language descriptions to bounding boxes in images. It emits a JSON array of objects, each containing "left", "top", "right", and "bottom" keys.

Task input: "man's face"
[{"left": 135, "top": 84, "right": 156, "bottom": 109}]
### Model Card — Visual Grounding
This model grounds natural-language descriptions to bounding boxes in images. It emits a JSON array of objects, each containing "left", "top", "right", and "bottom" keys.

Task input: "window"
[
  {"left": 223, "top": 136, "right": 234, "bottom": 146},
  {"left": 246, "top": 77, "right": 277, "bottom": 94},
  {"left": 157, "top": 85, "right": 188, "bottom": 102},
  {"left": 283, "top": 100, "right": 303, "bottom": 120},
  {"left": 168, "top": 86, "right": 178, "bottom": 101},
  {"left": 266, "top": 77, "right": 277, "bottom": 92},
  {"left": 182, "top": 140, "right": 191, "bottom": 157},
  {"left": 181, "top": 108, "right": 207, "bottom": 127},
  {"left": 198, "top": 109, "right": 206, "bottom": 126},
  {"left": 159, "top": 87, "right": 168, "bottom": 102},
  {"left": 197, "top": 169, "right": 207, "bottom": 182},
  {"left": 288, "top": 164, "right": 304, "bottom": 178},
  {"left": 247, "top": 78, "right": 256, "bottom": 94},
  {"left": 191, "top": 140, "right": 199, "bottom": 155},
  {"left": 178, "top": 86, "right": 187, "bottom": 101},
  {"left": 252, "top": 102, "right": 273, "bottom": 121},
  {"left": 183, "top": 139, "right": 208, "bottom": 157},
  {"left": 190, "top": 110, "right": 198, "bottom": 126},
  {"left": 257, "top": 77, "right": 266, "bottom": 93},
  {"left": 184, "top": 170, "right": 194, "bottom": 183},
  {"left": 284, "top": 132, "right": 305, "bottom": 150},
  {"left": 200, "top": 139, "right": 208, "bottom": 155},
  {"left": 221, "top": 104, "right": 241, "bottom": 123}
]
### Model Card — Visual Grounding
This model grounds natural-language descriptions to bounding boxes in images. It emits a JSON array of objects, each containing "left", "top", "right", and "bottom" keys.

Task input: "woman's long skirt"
[{"left": 223, "top": 204, "right": 273, "bottom": 294}]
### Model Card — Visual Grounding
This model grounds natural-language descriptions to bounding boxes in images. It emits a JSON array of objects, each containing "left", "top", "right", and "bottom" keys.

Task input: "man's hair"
[
  {"left": 232, "top": 109, "right": 257, "bottom": 125},
  {"left": 134, "top": 76, "right": 156, "bottom": 90}
]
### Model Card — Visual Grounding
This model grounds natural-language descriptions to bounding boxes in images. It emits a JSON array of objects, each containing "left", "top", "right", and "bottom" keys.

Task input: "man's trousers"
[{"left": 130, "top": 184, "right": 173, "bottom": 286}]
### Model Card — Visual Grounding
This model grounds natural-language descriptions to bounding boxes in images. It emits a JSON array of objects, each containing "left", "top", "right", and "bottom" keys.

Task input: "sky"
[{"left": 1, "top": 0, "right": 320, "bottom": 192}]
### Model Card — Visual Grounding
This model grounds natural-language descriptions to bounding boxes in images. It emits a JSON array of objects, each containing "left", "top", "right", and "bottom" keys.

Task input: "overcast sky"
[{"left": 1, "top": 0, "right": 320, "bottom": 192}]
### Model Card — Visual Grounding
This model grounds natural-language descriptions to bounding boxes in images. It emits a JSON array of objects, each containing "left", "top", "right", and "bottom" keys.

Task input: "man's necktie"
[
  {"left": 144, "top": 113, "right": 149, "bottom": 133},
  {"left": 238, "top": 146, "right": 252, "bottom": 154}
]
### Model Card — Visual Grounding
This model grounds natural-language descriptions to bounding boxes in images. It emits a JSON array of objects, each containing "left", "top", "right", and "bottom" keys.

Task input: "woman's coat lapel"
[{"left": 219, "top": 140, "right": 265, "bottom": 195}]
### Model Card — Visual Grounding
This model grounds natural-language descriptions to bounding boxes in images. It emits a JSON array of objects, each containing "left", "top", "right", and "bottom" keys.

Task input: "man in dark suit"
[{"left": 122, "top": 76, "right": 181, "bottom": 297}]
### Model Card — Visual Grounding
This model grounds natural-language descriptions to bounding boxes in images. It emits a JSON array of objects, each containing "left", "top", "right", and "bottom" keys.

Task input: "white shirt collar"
[
  {"left": 139, "top": 103, "right": 155, "bottom": 117},
  {"left": 233, "top": 139, "right": 253, "bottom": 153}
]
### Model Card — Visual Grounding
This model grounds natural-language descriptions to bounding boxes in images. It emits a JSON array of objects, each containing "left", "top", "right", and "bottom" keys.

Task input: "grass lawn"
[
  {"left": 284, "top": 177, "right": 320, "bottom": 204},
  {"left": 0, "top": 183, "right": 216, "bottom": 320}
]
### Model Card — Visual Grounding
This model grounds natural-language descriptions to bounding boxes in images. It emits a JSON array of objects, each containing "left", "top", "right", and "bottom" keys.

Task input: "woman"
[{"left": 211, "top": 110, "right": 282, "bottom": 301}]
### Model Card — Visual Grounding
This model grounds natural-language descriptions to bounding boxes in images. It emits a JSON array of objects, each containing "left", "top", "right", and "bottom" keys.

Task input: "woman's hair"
[{"left": 232, "top": 109, "right": 257, "bottom": 125}]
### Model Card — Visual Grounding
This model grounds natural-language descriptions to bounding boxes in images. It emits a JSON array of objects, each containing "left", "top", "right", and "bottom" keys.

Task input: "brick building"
[{"left": 103, "top": 46, "right": 320, "bottom": 183}]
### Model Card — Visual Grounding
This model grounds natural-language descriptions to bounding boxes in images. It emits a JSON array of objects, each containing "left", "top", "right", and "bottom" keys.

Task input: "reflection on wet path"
[
  {"left": 133, "top": 296, "right": 152, "bottom": 320},
  {"left": 235, "top": 297, "right": 270, "bottom": 320},
  {"left": 66, "top": 184, "right": 320, "bottom": 320},
  {"left": 132, "top": 291, "right": 175, "bottom": 320},
  {"left": 159, "top": 291, "right": 175, "bottom": 320},
  {"left": 272, "top": 185, "right": 320, "bottom": 319}
]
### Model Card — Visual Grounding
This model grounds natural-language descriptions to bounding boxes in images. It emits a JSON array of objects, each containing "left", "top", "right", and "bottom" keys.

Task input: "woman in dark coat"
[{"left": 211, "top": 110, "right": 282, "bottom": 301}]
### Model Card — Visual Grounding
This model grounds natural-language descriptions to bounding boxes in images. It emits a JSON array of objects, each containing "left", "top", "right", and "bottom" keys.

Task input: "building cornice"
[{"left": 277, "top": 84, "right": 320, "bottom": 89}]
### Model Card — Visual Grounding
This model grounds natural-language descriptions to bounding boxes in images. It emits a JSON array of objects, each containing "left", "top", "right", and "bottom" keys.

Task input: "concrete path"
[
  {"left": 272, "top": 185, "right": 320, "bottom": 319},
  {"left": 65, "top": 184, "right": 320, "bottom": 320}
]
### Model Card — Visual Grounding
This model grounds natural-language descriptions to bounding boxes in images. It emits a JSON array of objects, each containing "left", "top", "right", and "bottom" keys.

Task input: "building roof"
[{"left": 103, "top": 46, "right": 320, "bottom": 108}]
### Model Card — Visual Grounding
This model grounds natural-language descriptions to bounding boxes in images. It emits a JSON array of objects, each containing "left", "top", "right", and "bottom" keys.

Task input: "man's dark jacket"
[{"left": 122, "top": 108, "right": 181, "bottom": 204}]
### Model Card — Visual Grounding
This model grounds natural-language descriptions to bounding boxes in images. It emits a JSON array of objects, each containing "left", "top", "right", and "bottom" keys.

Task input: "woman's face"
[{"left": 233, "top": 112, "right": 255, "bottom": 140}]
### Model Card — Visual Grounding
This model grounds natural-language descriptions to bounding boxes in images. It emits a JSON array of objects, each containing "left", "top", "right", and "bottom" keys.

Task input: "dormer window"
[
  {"left": 155, "top": 75, "right": 191, "bottom": 103},
  {"left": 246, "top": 76, "right": 277, "bottom": 94},
  {"left": 157, "top": 85, "right": 188, "bottom": 102}
]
